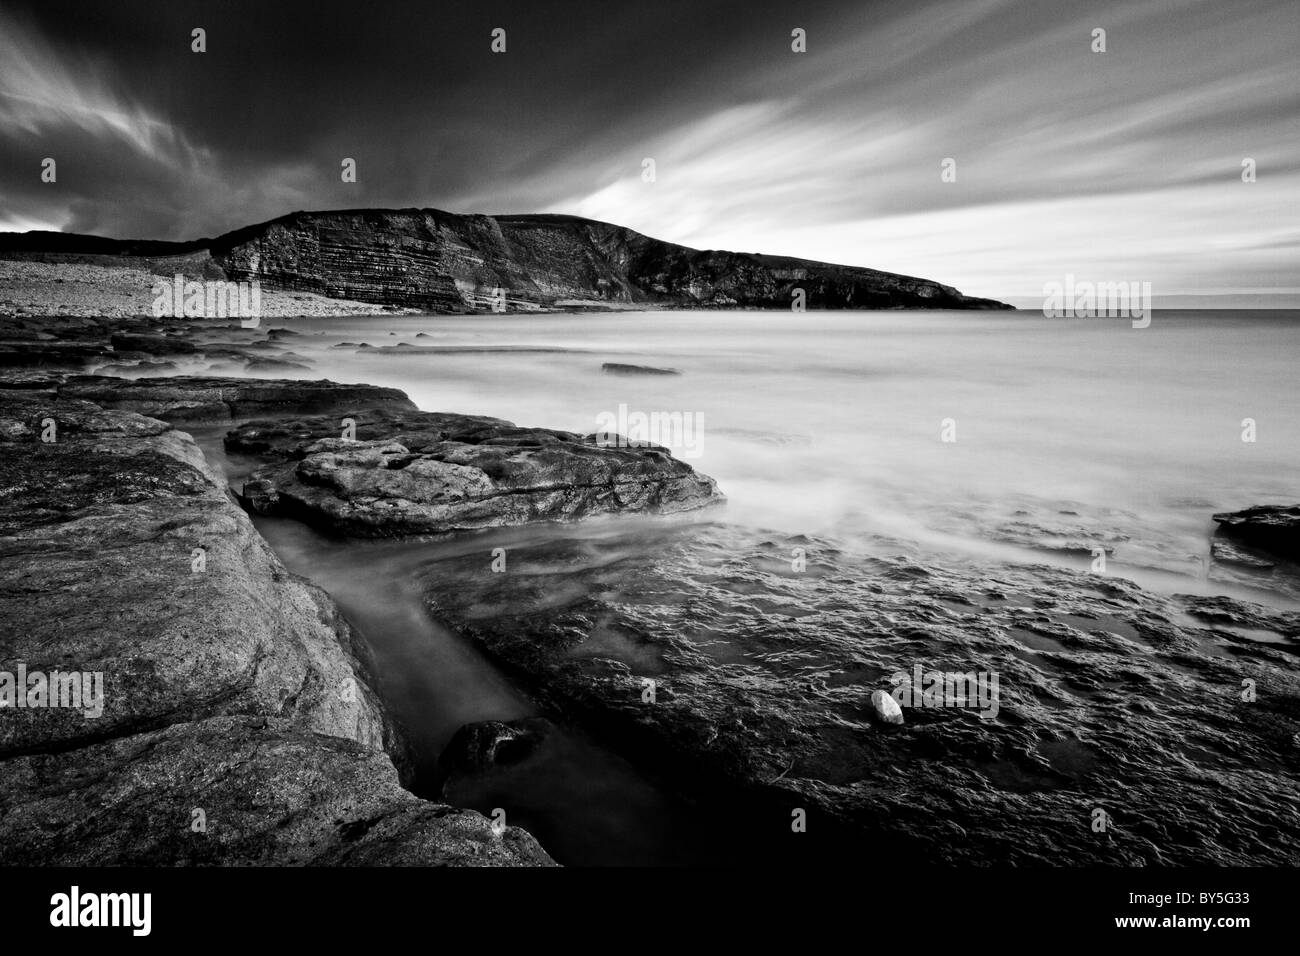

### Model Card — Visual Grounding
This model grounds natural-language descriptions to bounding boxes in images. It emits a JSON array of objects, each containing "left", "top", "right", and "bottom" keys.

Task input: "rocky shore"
[
  {"left": 208, "top": 389, "right": 1300, "bottom": 864},
  {"left": 131, "top": 382, "right": 1300, "bottom": 863},
  {"left": 0, "top": 378, "right": 553, "bottom": 865},
  {"left": 2, "top": 316, "right": 1297, "bottom": 866},
  {"left": 0, "top": 313, "right": 361, "bottom": 380}
]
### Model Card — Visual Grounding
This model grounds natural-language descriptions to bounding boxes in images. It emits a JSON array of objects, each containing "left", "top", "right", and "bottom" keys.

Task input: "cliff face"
[
  {"left": 209, "top": 209, "right": 1011, "bottom": 311},
  {"left": 2, "top": 209, "right": 1012, "bottom": 312}
]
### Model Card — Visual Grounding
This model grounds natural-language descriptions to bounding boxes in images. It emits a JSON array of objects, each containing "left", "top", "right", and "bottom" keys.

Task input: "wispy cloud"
[
  {"left": 0, "top": 8, "right": 188, "bottom": 161},
  {"left": 546, "top": 0, "right": 1300, "bottom": 298},
  {"left": 0, "top": 6, "right": 319, "bottom": 239}
]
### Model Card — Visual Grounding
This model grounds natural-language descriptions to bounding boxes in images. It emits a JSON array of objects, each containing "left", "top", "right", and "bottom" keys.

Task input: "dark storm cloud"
[
  {"left": 1, "top": 0, "right": 831, "bottom": 236},
  {"left": 1, "top": 0, "right": 1297, "bottom": 299}
]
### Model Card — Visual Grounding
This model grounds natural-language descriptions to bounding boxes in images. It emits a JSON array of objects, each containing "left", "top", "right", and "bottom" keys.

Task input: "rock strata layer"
[
  {"left": 2, "top": 209, "right": 1014, "bottom": 313},
  {"left": 230, "top": 407, "right": 724, "bottom": 537}
]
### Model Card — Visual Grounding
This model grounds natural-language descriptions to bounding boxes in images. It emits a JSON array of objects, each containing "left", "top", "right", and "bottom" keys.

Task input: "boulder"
[
  {"left": 439, "top": 718, "right": 555, "bottom": 775},
  {"left": 1212, "top": 505, "right": 1300, "bottom": 562},
  {"left": 870, "top": 689, "right": 905, "bottom": 725}
]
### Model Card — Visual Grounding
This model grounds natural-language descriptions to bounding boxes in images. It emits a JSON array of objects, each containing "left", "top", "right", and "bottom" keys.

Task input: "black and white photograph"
[{"left": 0, "top": 0, "right": 1295, "bottom": 937}]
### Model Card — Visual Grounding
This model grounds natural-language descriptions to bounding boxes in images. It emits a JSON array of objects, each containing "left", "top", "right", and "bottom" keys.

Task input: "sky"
[{"left": 0, "top": 0, "right": 1296, "bottom": 305}]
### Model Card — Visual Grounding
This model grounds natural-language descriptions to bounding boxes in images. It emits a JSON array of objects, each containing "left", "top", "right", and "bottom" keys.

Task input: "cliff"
[{"left": 1, "top": 209, "right": 1013, "bottom": 312}]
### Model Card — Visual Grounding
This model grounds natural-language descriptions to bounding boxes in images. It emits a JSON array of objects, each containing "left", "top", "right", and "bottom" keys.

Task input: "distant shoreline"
[{"left": 0, "top": 207, "right": 1015, "bottom": 313}]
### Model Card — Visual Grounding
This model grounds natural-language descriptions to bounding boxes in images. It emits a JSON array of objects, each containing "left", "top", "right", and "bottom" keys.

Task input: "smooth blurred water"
[
  {"left": 192, "top": 430, "right": 741, "bottom": 866},
  {"left": 263, "top": 309, "right": 1300, "bottom": 602}
]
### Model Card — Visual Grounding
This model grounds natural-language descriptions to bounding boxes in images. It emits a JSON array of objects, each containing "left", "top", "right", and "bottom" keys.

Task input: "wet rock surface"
[
  {"left": 416, "top": 519, "right": 1300, "bottom": 864},
  {"left": 0, "top": 387, "right": 552, "bottom": 865},
  {"left": 230, "top": 408, "right": 723, "bottom": 537},
  {"left": 60, "top": 375, "right": 414, "bottom": 424},
  {"left": 439, "top": 718, "right": 555, "bottom": 778},
  {"left": 1213, "top": 505, "right": 1300, "bottom": 562},
  {"left": 0, "top": 315, "right": 350, "bottom": 381},
  {"left": 0, "top": 321, "right": 417, "bottom": 425},
  {"left": 5, "top": 322, "right": 1293, "bottom": 866}
]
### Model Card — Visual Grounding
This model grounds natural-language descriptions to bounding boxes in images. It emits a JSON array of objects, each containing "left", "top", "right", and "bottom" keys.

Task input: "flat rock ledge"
[
  {"left": 1212, "top": 505, "right": 1300, "bottom": 563},
  {"left": 0, "top": 387, "right": 553, "bottom": 865},
  {"left": 229, "top": 407, "right": 724, "bottom": 537},
  {"left": 58, "top": 373, "right": 416, "bottom": 424}
]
